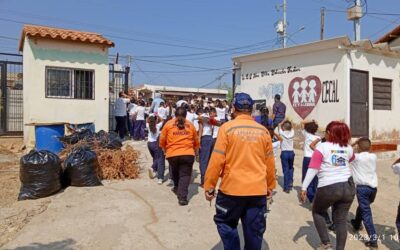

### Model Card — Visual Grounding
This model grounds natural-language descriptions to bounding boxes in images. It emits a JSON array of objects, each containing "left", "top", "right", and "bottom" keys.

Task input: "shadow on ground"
[
  {"left": 211, "top": 223, "right": 270, "bottom": 250},
  {"left": 293, "top": 220, "right": 336, "bottom": 249},
  {"left": 7, "top": 239, "right": 76, "bottom": 250}
]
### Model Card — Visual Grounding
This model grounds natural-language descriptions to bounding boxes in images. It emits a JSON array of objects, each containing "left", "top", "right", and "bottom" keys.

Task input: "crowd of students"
[{"left": 114, "top": 91, "right": 400, "bottom": 250}]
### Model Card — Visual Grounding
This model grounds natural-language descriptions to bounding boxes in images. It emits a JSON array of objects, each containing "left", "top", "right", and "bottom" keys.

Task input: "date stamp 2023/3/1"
[{"left": 349, "top": 233, "right": 399, "bottom": 242}]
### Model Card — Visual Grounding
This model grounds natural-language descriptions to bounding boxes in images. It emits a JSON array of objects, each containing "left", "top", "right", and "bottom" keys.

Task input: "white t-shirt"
[
  {"left": 303, "top": 130, "right": 319, "bottom": 158},
  {"left": 216, "top": 107, "right": 226, "bottom": 120},
  {"left": 128, "top": 103, "right": 137, "bottom": 116},
  {"left": 158, "top": 106, "right": 168, "bottom": 119},
  {"left": 351, "top": 152, "right": 378, "bottom": 188},
  {"left": 392, "top": 163, "right": 400, "bottom": 189},
  {"left": 314, "top": 142, "right": 354, "bottom": 188},
  {"left": 114, "top": 98, "right": 130, "bottom": 117},
  {"left": 201, "top": 114, "right": 212, "bottom": 136},
  {"left": 272, "top": 140, "right": 281, "bottom": 158},
  {"left": 278, "top": 127, "right": 294, "bottom": 151},
  {"left": 134, "top": 106, "right": 146, "bottom": 121},
  {"left": 147, "top": 122, "right": 163, "bottom": 142},
  {"left": 212, "top": 117, "right": 220, "bottom": 139}
]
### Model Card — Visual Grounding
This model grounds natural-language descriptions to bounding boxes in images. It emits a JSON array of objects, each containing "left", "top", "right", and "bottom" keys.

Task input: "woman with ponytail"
[
  {"left": 146, "top": 115, "right": 165, "bottom": 184},
  {"left": 160, "top": 107, "right": 200, "bottom": 206}
]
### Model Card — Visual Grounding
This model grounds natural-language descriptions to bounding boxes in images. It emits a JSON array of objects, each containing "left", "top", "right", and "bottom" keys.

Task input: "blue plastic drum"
[{"left": 35, "top": 125, "right": 65, "bottom": 154}]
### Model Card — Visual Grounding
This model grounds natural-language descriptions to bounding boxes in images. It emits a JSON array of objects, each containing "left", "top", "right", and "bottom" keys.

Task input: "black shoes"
[
  {"left": 178, "top": 198, "right": 188, "bottom": 206},
  {"left": 350, "top": 219, "right": 364, "bottom": 231}
]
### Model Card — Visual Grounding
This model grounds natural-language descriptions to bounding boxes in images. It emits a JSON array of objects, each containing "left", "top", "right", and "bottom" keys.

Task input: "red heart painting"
[{"left": 288, "top": 75, "right": 322, "bottom": 119}]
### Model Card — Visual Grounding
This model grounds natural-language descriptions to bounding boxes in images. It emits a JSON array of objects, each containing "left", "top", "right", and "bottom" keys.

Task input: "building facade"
[
  {"left": 234, "top": 37, "right": 400, "bottom": 144},
  {"left": 19, "top": 25, "right": 114, "bottom": 148}
]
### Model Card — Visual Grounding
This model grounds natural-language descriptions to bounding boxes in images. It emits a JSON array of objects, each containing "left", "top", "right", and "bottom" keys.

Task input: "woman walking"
[
  {"left": 301, "top": 121, "right": 356, "bottom": 250},
  {"left": 160, "top": 107, "right": 200, "bottom": 206}
]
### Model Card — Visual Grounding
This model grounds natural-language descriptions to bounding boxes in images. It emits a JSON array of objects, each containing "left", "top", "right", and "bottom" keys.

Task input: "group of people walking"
[{"left": 115, "top": 90, "right": 400, "bottom": 250}]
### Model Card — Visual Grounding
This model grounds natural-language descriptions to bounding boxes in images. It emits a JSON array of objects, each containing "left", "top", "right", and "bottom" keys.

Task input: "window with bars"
[
  {"left": 373, "top": 78, "right": 392, "bottom": 110},
  {"left": 46, "top": 67, "right": 94, "bottom": 99}
]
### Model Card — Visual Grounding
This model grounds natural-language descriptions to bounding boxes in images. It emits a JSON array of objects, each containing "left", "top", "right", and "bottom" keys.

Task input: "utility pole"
[
  {"left": 320, "top": 7, "right": 325, "bottom": 40},
  {"left": 354, "top": 0, "right": 361, "bottom": 41},
  {"left": 283, "top": 0, "right": 287, "bottom": 48}
]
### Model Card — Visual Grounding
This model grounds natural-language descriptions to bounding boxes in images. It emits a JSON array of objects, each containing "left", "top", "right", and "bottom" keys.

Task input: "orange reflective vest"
[{"left": 204, "top": 114, "right": 276, "bottom": 196}]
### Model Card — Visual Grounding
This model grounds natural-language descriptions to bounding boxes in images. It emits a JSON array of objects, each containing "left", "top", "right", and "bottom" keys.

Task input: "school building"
[{"left": 233, "top": 36, "right": 400, "bottom": 150}]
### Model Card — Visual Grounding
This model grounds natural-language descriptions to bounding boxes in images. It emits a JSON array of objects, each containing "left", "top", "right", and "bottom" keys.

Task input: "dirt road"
[{"left": 1, "top": 140, "right": 400, "bottom": 249}]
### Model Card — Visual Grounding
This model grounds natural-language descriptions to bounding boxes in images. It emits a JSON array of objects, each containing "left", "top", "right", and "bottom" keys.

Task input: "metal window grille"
[
  {"left": 373, "top": 78, "right": 392, "bottom": 110},
  {"left": 46, "top": 67, "right": 94, "bottom": 100}
]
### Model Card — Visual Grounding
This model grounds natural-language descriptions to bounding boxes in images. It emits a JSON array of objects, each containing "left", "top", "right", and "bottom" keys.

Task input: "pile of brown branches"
[{"left": 59, "top": 138, "right": 140, "bottom": 180}]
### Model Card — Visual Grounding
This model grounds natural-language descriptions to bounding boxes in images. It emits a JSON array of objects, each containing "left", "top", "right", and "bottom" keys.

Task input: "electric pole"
[
  {"left": 320, "top": 7, "right": 325, "bottom": 40},
  {"left": 354, "top": 0, "right": 361, "bottom": 41},
  {"left": 283, "top": 0, "right": 287, "bottom": 48}
]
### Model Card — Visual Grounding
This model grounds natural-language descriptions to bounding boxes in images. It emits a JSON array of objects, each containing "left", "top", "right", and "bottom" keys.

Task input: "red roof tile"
[
  {"left": 375, "top": 25, "right": 400, "bottom": 44},
  {"left": 19, "top": 24, "right": 114, "bottom": 51}
]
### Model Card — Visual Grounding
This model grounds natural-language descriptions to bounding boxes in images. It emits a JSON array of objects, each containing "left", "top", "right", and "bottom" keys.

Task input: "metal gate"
[
  {"left": 0, "top": 53, "right": 23, "bottom": 135},
  {"left": 108, "top": 63, "right": 130, "bottom": 131}
]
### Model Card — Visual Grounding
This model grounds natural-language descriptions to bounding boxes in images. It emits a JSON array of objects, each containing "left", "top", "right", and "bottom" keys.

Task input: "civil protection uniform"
[{"left": 204, "top": 102, "right": 276, "bottom": 250}]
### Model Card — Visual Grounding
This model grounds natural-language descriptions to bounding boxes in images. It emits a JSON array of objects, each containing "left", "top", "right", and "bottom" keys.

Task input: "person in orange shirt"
[
  {"left": 160, "top": 107, "right": 200, "bottom": 206},
  {"left": 204, "top": 92, "right": 276, "bottom": 250}
]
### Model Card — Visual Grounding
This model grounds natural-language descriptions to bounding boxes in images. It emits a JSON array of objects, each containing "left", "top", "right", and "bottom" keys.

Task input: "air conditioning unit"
[{"left": 347, "top": 6, "right": 362, "bottom": 20}]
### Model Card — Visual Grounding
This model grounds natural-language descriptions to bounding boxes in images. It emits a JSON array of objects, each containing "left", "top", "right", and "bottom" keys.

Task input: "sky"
[{"left": 1, "top": 0, "right": 400, "bottom": 88}]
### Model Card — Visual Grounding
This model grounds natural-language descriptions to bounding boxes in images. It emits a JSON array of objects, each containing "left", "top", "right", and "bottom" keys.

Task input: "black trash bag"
[
  {"left": 64, "top": 147, "right": 102, "bottom": 186},
  {"left": 18, "top": 150, "right": 62, "bottom": 200},
  {"left": 59, "top": 129, "right": 94, "bottom": 145}
]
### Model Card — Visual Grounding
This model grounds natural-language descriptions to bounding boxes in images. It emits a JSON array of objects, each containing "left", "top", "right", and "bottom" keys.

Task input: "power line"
[{"left": 134, "top": 58, "right": 230, "bottom": 71}]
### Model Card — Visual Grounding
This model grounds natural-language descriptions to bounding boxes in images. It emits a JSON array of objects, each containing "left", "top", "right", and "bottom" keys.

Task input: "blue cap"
[{"left": 233, "top": 92, "right": 254, "bottom": 110}]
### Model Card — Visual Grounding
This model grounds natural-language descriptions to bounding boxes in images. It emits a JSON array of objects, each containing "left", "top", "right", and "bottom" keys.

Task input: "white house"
[
  {"left": 135, "top": 84, "right": 228, "bottom": 100},
  {"left": 233, "top": 36, "right": 400, "bottom": 146},
  {"left": 19, "top": 25, "right": 114, "bottom": 148}
]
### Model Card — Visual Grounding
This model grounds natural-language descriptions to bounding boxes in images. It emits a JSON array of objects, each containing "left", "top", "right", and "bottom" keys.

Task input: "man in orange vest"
[{"left": 204, "top": 92, "right": 276, "bottom": 250}]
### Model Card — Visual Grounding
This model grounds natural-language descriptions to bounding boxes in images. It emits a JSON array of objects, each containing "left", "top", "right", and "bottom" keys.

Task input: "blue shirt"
[
  {"left": 273, "top": 101, "right": 286, "bottom": 118},
  {"left": 150, "top": 97, "right": 164, "bottom": 113}
]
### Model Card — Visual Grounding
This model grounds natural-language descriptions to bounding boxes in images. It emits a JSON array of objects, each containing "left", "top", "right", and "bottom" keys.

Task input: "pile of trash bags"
[{"left": 18, "top": 147, "right": 102, "bottom": 200}]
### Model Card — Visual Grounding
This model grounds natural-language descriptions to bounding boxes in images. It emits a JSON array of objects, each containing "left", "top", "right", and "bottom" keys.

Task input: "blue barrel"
[{"left": 35, "top": 125, "right": 65, "bottom": 154}]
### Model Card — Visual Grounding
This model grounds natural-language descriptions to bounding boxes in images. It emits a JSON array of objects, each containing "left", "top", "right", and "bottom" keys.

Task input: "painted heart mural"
[{"left": 288, "top": 75, "right": 322, "bottom": 119}]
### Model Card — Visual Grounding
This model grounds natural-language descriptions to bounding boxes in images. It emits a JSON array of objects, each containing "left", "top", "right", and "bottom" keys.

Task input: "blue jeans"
[
  {"left": 302, "top": 157, "right": 318, "bottom": 202},
  {"left": 354, "top": 185, "right": 378, "bottom": 243},
  {"left": 130, "top": 119, "right": 135, "bottom": 137},
  {"left": 147, "top": 141, "right": 165, "bottom": 179},
  {"left": 273, "top": 117, "right": 284, "bottom": 129},
  {"left": 281, "top": 151, "right": 295, "bottom": 190},
  {"left": 214, "top": 191, "right": 267, "bottom": 250},
  {"left": 199, "top": 135, "right": 213, "bottom": 184},
  {"left": 134, "top": 120, "right": 145, "bottom": 140}
]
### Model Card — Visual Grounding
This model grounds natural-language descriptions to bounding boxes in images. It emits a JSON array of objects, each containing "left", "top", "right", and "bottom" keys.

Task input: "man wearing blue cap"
[{"left": 204, "top": 92, "right": 276, "bottom": 250}]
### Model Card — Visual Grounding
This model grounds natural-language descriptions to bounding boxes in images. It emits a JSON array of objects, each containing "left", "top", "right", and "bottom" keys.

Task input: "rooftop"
[
  {"left": 375, "top": 25, "right": 400, "bottom": 44},
  {"left": 19, "top": 24, "right": 115, "bottom": 51}
]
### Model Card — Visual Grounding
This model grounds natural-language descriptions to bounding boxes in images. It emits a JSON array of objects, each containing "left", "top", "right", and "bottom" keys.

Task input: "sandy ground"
[{"left": 1, "top": 138, "right": 400, "bottom": 250}]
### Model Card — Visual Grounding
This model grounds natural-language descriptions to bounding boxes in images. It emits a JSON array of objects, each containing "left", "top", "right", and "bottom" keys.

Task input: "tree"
[{"left": 220, "top": 82, "right": 233, "bottom": 102}]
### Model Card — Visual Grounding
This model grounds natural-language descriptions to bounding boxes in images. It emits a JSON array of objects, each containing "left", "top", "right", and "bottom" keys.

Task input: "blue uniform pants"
[
  {"left": 147, "top": 140, "right": 165, "bottom": 179},
  {"left": 214, "top": 191, "right": 267, "bottom": 250},
  {"left": 302, "top": 157, "right": 318, "bottom": 202},
  {"left": 353, "top": 185, "right": 378, "bottom": 243},
  {"left": 280, "top": 151, "right": 295, "bottom": 190},
  {"left": 199, "top": 135, "right": 213, "bottom": 184}
]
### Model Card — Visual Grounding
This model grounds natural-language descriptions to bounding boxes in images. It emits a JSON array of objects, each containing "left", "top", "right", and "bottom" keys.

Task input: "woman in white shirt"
[
  {"left": 147, "top": 115, "right": 165, "bottom": 184},
  {"left": 133, "top": 100, "right": 146, "bottom": 140},
  {"left": 215, "top": 100, "right": 226, "bottom": 122},
  {"left": 301, "top": 121, "right": 355, "bottom": 250}
]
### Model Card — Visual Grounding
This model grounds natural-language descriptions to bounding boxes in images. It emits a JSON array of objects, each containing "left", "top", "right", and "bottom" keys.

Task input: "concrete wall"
[
  {"left": 23, "top": 38, "right": 109, "bottom": 148},
  {"left": 348, "top": 51, "right": 400, "bottom": 142},
  {"left": 239, "top": 48, "right": 348, "bottom": 129}
]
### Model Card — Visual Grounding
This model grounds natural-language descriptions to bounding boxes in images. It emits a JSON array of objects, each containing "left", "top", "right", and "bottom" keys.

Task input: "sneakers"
[
  {"left": 350, "top": 219, "right": 363, "bottom": 231},
  {"left": 167, "top": 179, "right": 174, "bottom": 187},
  {"left": 148, "top": 169, "right": 156, "bottom": 179},
  {"left": 316, "top": 243, "right": 333, "bottom": 250},
  {"left": 178, "top": 198, "right": 188, "bottom": 206},
  {"left": 157, "top": 179, "right": 163, "bottom": 185}
]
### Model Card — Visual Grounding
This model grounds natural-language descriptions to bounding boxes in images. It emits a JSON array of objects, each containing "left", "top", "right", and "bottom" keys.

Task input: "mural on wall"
[
  {"left": 258, "top": 83, "right": 284, "bottom": 100},
  {"left": 288, "top": 75, "right": 322, "bottom": 119}
]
